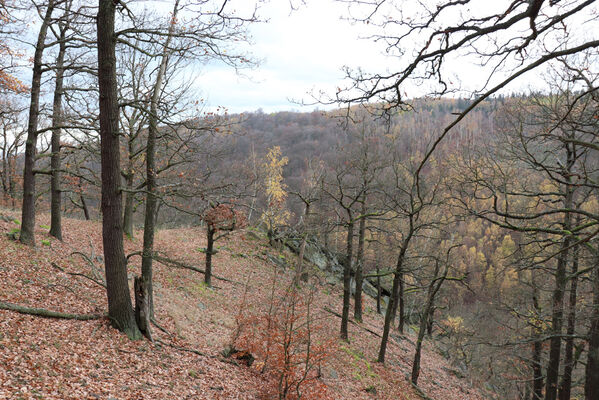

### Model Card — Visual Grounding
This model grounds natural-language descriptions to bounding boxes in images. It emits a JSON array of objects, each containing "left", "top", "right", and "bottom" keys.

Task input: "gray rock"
[
  {"left": 197, "top": 301, "right": 207, "bottom": 310},
  {"left": 328, "top": 368, "right": 338, "bottom": 379}
]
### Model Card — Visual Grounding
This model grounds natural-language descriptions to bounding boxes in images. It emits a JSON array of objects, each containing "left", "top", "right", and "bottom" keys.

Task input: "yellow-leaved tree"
[{"left": 261, "top": 146, "right": 291, "bottom": 245}]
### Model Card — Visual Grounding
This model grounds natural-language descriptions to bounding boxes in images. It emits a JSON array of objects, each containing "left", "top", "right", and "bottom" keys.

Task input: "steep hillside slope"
[{"left": 0, "top": 210, "right": 484, "bottom": 399}]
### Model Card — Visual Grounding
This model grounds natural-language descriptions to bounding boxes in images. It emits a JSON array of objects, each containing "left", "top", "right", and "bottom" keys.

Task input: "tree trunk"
[
  {"left": 49, "top": 23, "right": 67, "bottom": 241},
  {"left": 141, "top": 0, "right": 178, "bottom": 319},
  {"left": 134, "top": 276, "right": 152, "bottom": 341},
  {"left": 354, "top": 200, "right": 366, "bottom": 323},
  {"left": 20, "top": 0, "right": 55, "bottom": 246},
  {"left": 545, "top": 169, "right": 573, "bottom": 400},
  {"left": 585, "top": 252, "right": 599, "bottom": 400},
  {"left": 397, "top": 260, "right": 405, "bottom": 334},
  {"left": 205, "top": 225, "right": 215, "bottom": 287},
  {"left": 340, "top": 218, "right": 354, "bottom": 341},
  {"left": 80, "top": 194, "right": 90, "bottom": 220},
  {"left": 558, "top": 239, "right": 579, "bottom": 400},
  {"left": 376, "top": 265, "right": 381, "bottom": 314},
  {"left": 123, "top": 171, "right": 134, "bottom": 238},
  {"left": 97, "top": 0, "right": 140, "bottom": 340},
  {"left": 378, "top": 231, "right": 412, "bottom": 363},
  {"left": 531, "top": 269, "right": 544, "bottom": 400},
  {"left": 412, "top": 262, "right": 446, "bottom": 385}
]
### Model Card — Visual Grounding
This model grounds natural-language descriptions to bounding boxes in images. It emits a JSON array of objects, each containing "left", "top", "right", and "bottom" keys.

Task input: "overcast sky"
[
  {"left": 190, "top": 0, "right": 596, "bottom": 114},
  {"left": 193, "top": 1, "right": 386, "bottom": 113}
]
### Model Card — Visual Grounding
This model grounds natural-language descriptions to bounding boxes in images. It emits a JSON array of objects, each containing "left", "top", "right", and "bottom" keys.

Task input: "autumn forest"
[{"left": 0, "top": 1, "right": 599, "bottom": 400}]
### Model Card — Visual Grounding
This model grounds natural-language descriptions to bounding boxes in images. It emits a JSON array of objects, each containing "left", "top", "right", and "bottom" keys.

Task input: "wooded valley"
[{"left": 0, "top": 1, "right": 598, "bottom": 399}]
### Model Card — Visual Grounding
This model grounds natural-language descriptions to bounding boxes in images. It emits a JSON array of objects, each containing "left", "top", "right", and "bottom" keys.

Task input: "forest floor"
[{"left": 0, "top": 209, "right": 485, "bottom": 400}]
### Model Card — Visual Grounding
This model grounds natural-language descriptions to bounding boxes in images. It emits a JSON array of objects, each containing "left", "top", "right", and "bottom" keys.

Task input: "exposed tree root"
[{"left": 0, "top": 301, "right": 103, "bottom": 320}]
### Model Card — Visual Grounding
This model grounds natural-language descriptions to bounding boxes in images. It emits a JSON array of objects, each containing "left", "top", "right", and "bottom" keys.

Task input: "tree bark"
[
  {"left": 558, "top": 239, "right": 579, "bottom": 400},
  {"left": 20, "top": 0, "right": 55, "bottom": 245},
  {"left": 134, "top": 276, "right": 152, "bottom": 341},
  {"left": 0, "top": 301, "right": 102, "bottom": 320},
  {"left": 205, "top": 225, "right": 215, "bottom": 287},
  {"left": 49, "top": 21, "right": 67, "bottom": 241},
  {"left": 340, "top": 218, "right": 354, "bottom": 341},
  {"left": 123, "top": 170, "right": 134, "bottom": 238},
  {"left": 376, "top": 265, "right": 381, "bottom": 314},
  {"left": 544, "top": 158, "right": 574, "bottom": 400},
  {"left": 80, "top": 194, "right": 90, "bottom": 220},
  {"left": 354, "top": 199, "right": 366, "bottom": 323},
  {"left": 531, "top": 269, "right": 544, "bottom": 400},
  {"left": 378, "top": 229, "right": 412, "bottom": 363},
  {"left": 585, "top": 252, "right": 599, "bottom": 400},
  {"left": 412, "top": 262, "right": 446, "bottom": 385},
  {"left": 97, "top": 0, "right": 140, "bottom": 339}
]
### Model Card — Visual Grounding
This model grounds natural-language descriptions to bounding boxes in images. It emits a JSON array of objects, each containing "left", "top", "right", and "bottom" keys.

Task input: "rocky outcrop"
[{"left": 283, "top": 233, "right": 391, "bottom": 310}]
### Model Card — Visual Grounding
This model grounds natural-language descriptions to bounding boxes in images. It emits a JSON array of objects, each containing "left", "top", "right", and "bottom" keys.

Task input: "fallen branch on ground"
[
  {"left": 153, "top": 338, "right": 240, "bottom": 366},
  {"left": 127, "top": 251, "right": 240, "bottom": 285},
  {"left": 0, "top": 301, "right": 103, "bottom": 320},
  {"left": 324, "top": 306, "right": 382, "bottom": 338},
  {"left": 51, "top": 262, "right": 106, "bottom": 288}
]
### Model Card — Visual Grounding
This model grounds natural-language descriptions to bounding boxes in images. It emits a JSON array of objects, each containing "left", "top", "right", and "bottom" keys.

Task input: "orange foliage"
[
  {"left": 234, "top": 279, "right": 334, "bottom": 399},
  {"left": 204, "top": 204, "right": 246, "bottom": 232}
]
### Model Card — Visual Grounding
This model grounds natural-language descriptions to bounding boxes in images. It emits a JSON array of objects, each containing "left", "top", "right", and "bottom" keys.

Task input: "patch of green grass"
[
  {"left": 39, "top": 224, "right": 50, "bottom": 230},
  {"left": 341, "top": 345, "right": 378, "bottom": 381},
  {"left": 41, "top": 239, "right": 51, "bottom": 246}
]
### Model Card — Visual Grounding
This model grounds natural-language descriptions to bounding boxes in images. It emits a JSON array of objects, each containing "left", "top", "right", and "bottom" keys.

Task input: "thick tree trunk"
[
  {"left": 20, "top": 0, "right": 55, "bottom": 245},
  {"left": 354, "top": 200, "right": 366, "bottom": 323},
  {"left": 205, "top": 225, "right": 215, "bottom": 287},
  {"left": 340, "top": 218, "right": 354, "bottom": 341},
  {"left": 585, "top": 253, "right": 599, "bottom": 400},
  {"left": 558, "top": 240, "right": 579, "bottom": 400},
  {"left": 49, "top": 25, "right": 67, "bottom": 241},
  {"left": 97, "top": 0, "right": 140, "bottom": 339}
]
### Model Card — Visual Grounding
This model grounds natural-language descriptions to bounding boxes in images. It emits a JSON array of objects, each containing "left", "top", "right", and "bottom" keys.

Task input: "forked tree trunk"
[
  {"left": 20, "top": 0, "right": 55, "bottom": 245},
  {"left": 97, "top": 0, "right": 140, "bottom": 339}
]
